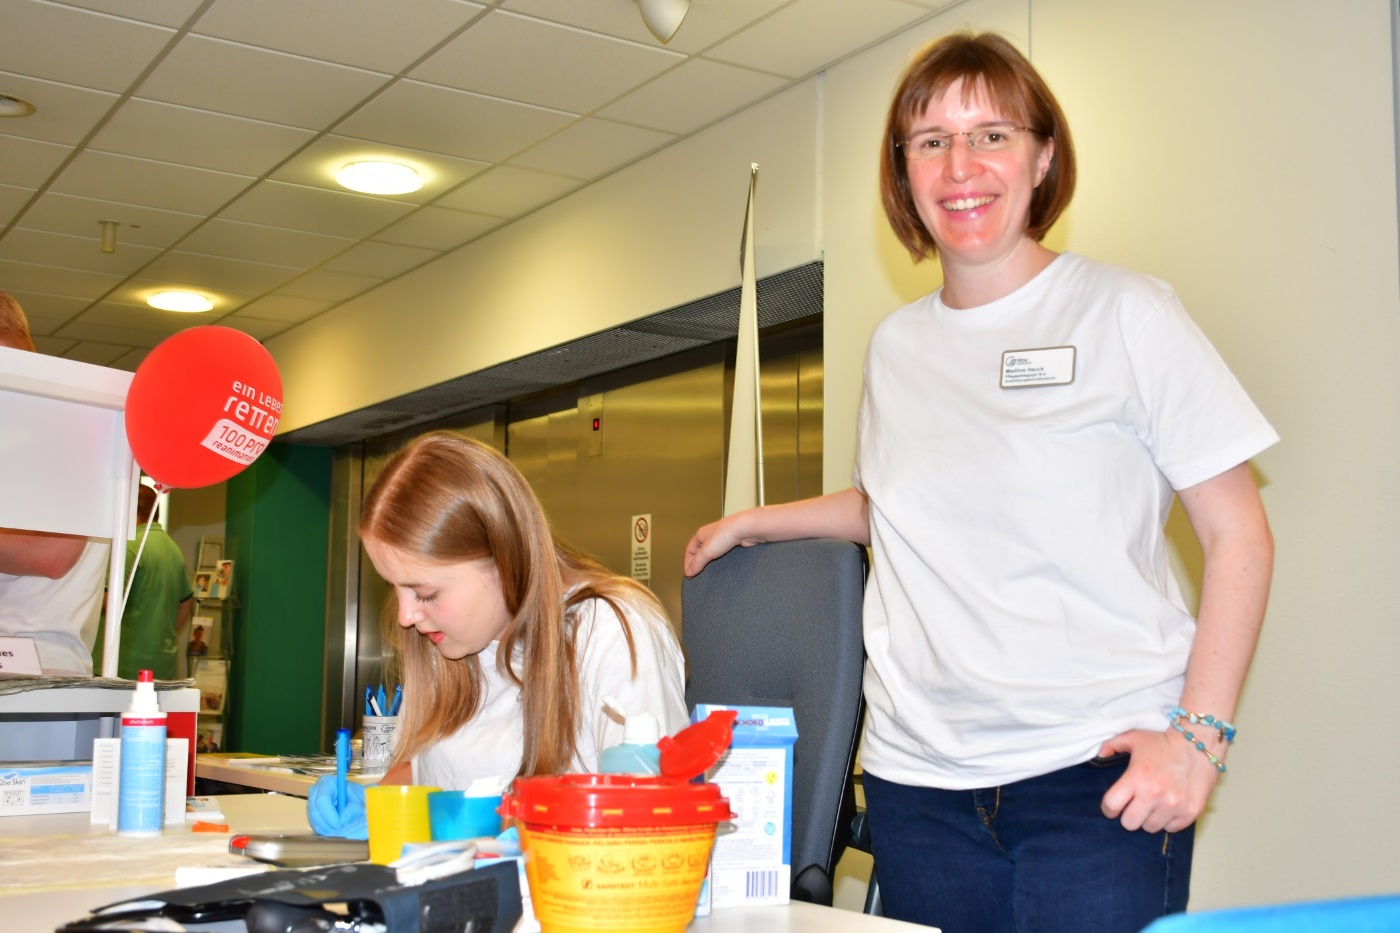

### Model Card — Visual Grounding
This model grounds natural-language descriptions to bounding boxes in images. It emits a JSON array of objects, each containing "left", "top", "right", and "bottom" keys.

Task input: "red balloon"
[{"left": 125, "top": 326, "right": 284, "bottom": 490}]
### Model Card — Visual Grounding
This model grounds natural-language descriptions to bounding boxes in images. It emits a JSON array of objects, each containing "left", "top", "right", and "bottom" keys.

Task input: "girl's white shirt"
[{"left": 410, "top": 593, "right": 687, "bottom": 789}]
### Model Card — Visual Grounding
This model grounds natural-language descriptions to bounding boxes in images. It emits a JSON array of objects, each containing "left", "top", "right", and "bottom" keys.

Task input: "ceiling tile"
[
  {"left": 321, "top": 241, "right": 439, "bottom": 278},
  {"left": 0, "top": 185, "right": 35, "bottom": 227},
  {"left": 0, "top": 72, "right": 119, "bottom": 146},
  {"left": 91, "top": 98, "right": 317, "bottom": 176},
  {"left": 178, "top": 218, "right": 355, "bottom": 269},
  {"left": 219, "top": 180, "right": 417, "bottom": 239},
  {"left": 52, "top": 0, "right": 205, "bottom": 29},
  {"left": 140, "top": 250, "right": 302, "bottom": 294},
  {"left": 501, "top": 0, "right": 789, "bottom": 55},
  {"left": 372, "top": 205, "right": 505, "bottom": 251},
  {"left": 193, "top": 0, "right": 486, "bottom": 74},
  {"left": 276, "top": 269, "right": 384, "bottom": 302},
  {"left": 600, "top": 58, "right": 787, "bottom": 135},
  {"left": 136, "top": 34, "right": 390, "bottom": 129},
  {"left": 508, "top": 117, "right": 676, "bottom": 179},
  {"left": 60, "top": 340, "right": 131, "bottom": 365},
  {"left": 337, "top": 80, "right": 575, "bottom": 164},
  {"left": 0, "top": 2, "right": 175, "bottom": 92},
  {"left": 433, "top": 164, "right": 580, "bottom": 217},
  {"left": 270, "top": 134, "right": 489, "bottom": 203},
  {"left": 55, "top": 308, "right": 207, "bottom": 348},
  {"left": 411, "top": 10, "right": 681, "bottom": 114},
  {"left": 227, "top": 294, "right": 334, "bottom": 324},
  {"left": 216, "top": 316, "right": 292, "bottom": 341},
  {"left": 17, "top": 191, "right": 203, "bottom": 248},
  {"left": 108, "top": 346, "right": 149, "bottom": 371},
  {"left": 33, "top": 334, "right": 80, "bottom": 356},
  {"left": 51, "top": 150, "right": 254, "bottom": 216},
  {"left": 3, "top": 290, "right": 91, "bottom": 334},
  {"left": 0, "top": 133, "right": 73, "bottom": 188},
  {"left": 705, "top": 0, "right": 930, "bottom": 78},
  {"left": 0, "top": 227, "right": 161, "bottom": 276},
  {"left": 0, "top": 259, "right": 125, "bottom": 300}
]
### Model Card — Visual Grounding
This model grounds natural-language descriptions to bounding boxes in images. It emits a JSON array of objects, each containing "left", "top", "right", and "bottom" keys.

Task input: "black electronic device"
[{"left": 56, "top": 859, "right": 522, "bottom": 933}]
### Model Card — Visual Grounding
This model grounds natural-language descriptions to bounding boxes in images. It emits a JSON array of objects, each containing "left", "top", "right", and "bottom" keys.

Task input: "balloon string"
[{"left": 113, "top": 498, "right": 157, "bottom": 624}]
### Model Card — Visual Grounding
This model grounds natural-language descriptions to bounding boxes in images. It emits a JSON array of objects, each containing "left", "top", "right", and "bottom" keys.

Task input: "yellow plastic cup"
[{"left": 366, "top": 784, "right": 440, "bottom": 865}]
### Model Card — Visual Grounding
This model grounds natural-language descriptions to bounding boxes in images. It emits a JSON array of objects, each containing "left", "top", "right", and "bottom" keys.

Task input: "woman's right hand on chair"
[{"left": 684, "top": 511, "right": 763, "bottom": 577}]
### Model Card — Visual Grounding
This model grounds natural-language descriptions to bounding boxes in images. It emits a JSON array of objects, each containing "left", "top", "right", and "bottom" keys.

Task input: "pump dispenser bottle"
[
  {"left": 599, "top": 711, "right": 663, "bottom": 775},
  {"left": 117, "top": 669, "right": 166, "bottom": 836}
]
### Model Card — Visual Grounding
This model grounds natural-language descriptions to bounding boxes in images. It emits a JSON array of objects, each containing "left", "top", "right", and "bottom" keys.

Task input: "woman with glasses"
[{"left": 685, "top": 31, "right": 1276, "bottom": 933}]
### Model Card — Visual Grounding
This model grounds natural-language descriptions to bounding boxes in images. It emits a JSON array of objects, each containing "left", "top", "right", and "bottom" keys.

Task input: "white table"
[{"left": 0, "top": 794, "right": 929, "bottom": 932}]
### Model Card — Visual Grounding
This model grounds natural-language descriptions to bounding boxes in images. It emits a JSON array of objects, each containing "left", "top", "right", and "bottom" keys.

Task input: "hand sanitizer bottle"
[
  {"left": 117, "top": 669, "right": 166, "bottom": 836},
  {"left": 599, "top": 712, "right": 662, "bottom": 775}
]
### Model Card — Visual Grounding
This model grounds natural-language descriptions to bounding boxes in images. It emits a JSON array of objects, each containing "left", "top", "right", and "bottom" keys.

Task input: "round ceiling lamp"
[
  {"left": 335, "top": 160, "right": 423, "bottom": 195},
  {"left": 0, "top": 94, "right": 37, "bottom": 118},
  {"left": 635, "top": 0, "right": 689, "bottom": 43},
  {"left": 148, "top": 290, "right": 214, "bottom": 313}
]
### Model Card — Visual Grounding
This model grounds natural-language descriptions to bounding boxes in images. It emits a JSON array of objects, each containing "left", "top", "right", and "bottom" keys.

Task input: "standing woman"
[
  {"left": 685, "top": 32, "right": 1276, "bottom": 933},
  {"left": 311, "top": 432, "right": 687, "bottom": 836}
]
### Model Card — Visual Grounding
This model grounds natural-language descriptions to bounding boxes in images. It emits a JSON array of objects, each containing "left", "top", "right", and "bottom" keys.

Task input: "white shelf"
[{"left": 0, "top": 345, "right": 139, "bottom": 680}]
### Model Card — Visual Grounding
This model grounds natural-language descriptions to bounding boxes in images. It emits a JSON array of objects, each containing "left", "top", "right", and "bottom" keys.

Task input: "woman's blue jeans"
[{"left": 863, "top": 756, "right": 1194, "bottom": 933}]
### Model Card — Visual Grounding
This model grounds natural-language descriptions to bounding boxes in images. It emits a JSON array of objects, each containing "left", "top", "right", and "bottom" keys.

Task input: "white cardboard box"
[
  {"left": 691, "top": 704, "right": 798, "bottom": 908},
  {"left": 0, "top": 761, "right": 93, "bottom": 815}
]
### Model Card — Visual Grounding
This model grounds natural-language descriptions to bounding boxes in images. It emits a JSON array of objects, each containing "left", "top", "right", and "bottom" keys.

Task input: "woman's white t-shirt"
[
  {"left": 854, "top": 253, "right": 1278, "bottom": 789},
  {"left": 411, "top": 595, "right": 688, "bottom": 789}
]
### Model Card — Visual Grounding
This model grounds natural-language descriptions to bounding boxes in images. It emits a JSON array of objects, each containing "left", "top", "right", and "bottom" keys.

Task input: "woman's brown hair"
[
  {"left": 361, "top": 431, "right": 662, "bottom": 777},
  {"left": 879, "top": 31, "right": 1077, "bottom": 261}
]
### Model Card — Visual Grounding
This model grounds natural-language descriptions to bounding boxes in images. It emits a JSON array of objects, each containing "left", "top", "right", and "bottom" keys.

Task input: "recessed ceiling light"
[
  {"left": 0, "top": 94, "right": 37, "bottom": 118},
  {"left": 336, "top": 160, "right": 423, "bottom": 195},
  {"left": 148, "top": 290, "right": 213, "bottom": 313}
]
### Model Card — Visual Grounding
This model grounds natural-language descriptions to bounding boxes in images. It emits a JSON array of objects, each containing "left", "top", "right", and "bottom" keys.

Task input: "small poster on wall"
[
  {"left": 196, "top": 721, "right": 223, "bottom": 754},
  {"left": 193, "top": 658, "right": 228, "bottom": 714},
  {"left": 193, "top": 570, "right": 214, "bottom": 599},
  {"left": 210, "top": 559, "right": 235, "bottom": 600}
]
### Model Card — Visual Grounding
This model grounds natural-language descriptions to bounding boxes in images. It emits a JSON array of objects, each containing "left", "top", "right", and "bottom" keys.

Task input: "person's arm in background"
[
  {"left": 0, "top": 529, "right": 85, "bottom": 578},
  {"left": 1099, "top": 461, "right": 1274, "bottom": 832},
  {"left": 683, "top": 487, "right": 871, "bottom": 578},
  {"left": 176, "top": 596, "right": 193, "bottom": 633}
]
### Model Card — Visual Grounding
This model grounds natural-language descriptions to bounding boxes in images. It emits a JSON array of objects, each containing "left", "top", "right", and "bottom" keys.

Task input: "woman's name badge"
[{"left": 1001, "top": 346, "right": 1076, "bottom": 389}]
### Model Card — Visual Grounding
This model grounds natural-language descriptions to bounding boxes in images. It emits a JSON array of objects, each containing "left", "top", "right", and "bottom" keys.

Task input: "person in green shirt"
[{"left": 95, "top": 484, "right": 194, "bottom": 679}]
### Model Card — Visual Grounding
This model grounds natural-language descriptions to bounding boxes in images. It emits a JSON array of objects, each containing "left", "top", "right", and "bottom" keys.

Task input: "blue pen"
[
  {"left": 335, "top": 727, "right": 350, "bottom": 812},
  {"left": 364, "top": 686, "right": 373, "bottom": 716},
  {"left": 389, "top": 685, "right": 402, "bottom": 716},
  {"left": 377, "top": 684, "right": 387, "bottom": 718}
]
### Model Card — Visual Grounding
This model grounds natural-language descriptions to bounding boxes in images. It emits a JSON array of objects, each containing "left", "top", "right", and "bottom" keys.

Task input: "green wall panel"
[{"left": 224, "top": 443, "right": 331, "bottom": 754}]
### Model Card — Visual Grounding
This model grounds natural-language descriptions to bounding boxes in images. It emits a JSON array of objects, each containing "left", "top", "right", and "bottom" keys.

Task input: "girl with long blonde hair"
[{"left": 309, "top": 432, "right": 686, "bottom": 835}]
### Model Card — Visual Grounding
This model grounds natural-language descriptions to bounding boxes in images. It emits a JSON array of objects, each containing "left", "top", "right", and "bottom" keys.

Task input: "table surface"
[
  {"left": 196, "top": 754, "right": 380, "bottom": 797},
  {"left": 0, "top": 794, "right": 930, "bottom": 932}
]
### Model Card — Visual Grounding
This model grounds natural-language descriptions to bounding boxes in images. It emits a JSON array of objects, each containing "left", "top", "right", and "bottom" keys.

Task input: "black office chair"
[{"left": 681, "top": 538, "right": 868, "bottom": 907}]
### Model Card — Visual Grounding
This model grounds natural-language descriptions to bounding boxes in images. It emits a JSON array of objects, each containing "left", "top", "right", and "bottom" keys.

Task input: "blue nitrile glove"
[{"left": 307, "top": 775, "right": 368, "bottom": 840}]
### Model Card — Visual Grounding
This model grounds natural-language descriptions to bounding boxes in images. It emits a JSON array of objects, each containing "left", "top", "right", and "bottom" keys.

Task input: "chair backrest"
[{"left": 681, "top": 538, "right": 867, "bottom": 906}]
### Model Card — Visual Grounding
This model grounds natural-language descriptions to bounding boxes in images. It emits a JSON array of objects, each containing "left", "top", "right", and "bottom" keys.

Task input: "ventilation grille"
[{"left": 282, "top": 261, "right": 823, "bottom": 447}]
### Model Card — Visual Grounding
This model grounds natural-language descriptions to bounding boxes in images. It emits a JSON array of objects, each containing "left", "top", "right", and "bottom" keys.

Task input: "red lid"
[
  {"left": 658, "top": 708, "right": 737, "bottom": 781},
  {"left": 137, "top": 670, "right": 154, "bottom": 683},
  {"left": 504, "top": 774, "right": 733, "bottom": 829}
]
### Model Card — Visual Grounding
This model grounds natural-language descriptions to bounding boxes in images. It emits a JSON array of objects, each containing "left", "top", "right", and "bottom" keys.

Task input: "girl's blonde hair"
[{"left": 360, "top": 431, "right": 664, "bottom": 776}]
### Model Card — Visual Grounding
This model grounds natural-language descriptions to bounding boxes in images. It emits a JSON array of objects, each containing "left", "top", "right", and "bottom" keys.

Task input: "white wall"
[{"left": 268, "top": 0, "right": 1400, "bottom": 911}]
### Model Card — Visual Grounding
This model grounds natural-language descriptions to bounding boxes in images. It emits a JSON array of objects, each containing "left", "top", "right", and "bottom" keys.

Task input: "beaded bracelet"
[{"left": 1166, "top": 707, "right": 1236, "bottom": 773}]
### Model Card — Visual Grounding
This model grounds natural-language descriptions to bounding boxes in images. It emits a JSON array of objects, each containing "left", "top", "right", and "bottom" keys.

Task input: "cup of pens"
[{"left": 363, "top": 684, "right": 401, "bottom": 773}]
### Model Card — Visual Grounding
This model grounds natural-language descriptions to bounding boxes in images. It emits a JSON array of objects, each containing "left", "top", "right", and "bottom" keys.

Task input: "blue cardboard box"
[{"left": 691, "top": 704, "right": 798, "bottom": 908}]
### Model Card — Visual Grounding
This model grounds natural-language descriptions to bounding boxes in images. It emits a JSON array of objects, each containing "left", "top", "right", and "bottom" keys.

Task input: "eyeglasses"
[{"left": 897, "top": 125, "right": 1041, "bottom": 160}]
